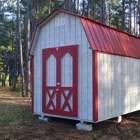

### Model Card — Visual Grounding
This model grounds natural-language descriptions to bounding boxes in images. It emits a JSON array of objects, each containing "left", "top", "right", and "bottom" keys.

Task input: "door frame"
[{"left": 42, "top": 45, "right": 78, "bottom": 117}]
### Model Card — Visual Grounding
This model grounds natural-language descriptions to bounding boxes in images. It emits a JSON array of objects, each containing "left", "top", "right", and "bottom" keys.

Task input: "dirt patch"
[{"left": 0, "top": 87, "right": 140, "bottom": 140}]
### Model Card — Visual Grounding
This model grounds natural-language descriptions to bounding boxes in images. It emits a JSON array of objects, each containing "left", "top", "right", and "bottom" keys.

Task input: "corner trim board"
[
  {"left": 31, "top": 56, "right": 34, "bottom": 113},
  {"left": 93, "top": 51, "right": 98, "bottom": 122}
]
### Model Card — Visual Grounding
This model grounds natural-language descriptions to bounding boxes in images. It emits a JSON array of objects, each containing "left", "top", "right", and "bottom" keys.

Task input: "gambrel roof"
[{"left": 30, "top": 9, "right": 140, "bottom": 58}]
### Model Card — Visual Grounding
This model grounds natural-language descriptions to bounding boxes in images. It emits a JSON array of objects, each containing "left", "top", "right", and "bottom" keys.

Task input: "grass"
[
  {"left": 1, "top": 87, "right": 140, "bottom": 140},
  {"left": 10, "top": 84, "right": 23, "bottom": 93},
  {"left": 0, "top": 104, "right": 34, "bottom": 126},
  {"left": 0, "top": 87, "right": 35, "bottom": 127},
  {"left": 89, "top": 132, "right": 100, "bottom": 140}
]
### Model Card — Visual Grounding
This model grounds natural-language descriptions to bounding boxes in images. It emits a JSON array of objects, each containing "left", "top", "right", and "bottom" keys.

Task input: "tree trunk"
[
  {"left": 134, "top": 3, "right": 136, "bottom": 35},
  {"left": 122, "top": 0, "right": 125, "bottom": 31},
  {"left": 13, "top": 24, "right": 18, "bottom": 89},
  {"left": 48, "top": 0, "right": 51, "bottom": 14},
  {"left": 100, "top": 0, "right": 105, "bottom": 24},
  {"left": 68, "top": 0, "right": 72, "bottom": 12},
  {"left": 77, "top": 0, "right": 79, "bottom": 14},
  {"left": 82, "top": 0, "right": 85, "bottom": 16},
  {"left": 25, "top": 0, "right": 31, "bottom": 97},
  {"left": 87, "top": 0, "right": 90, "bottom": 18},
  {"left": 129, "top": 0, "right": 132, "bottom": 33},
  {"left": 139, "top": 0, "right": 140, "bottom": 36},
  {"left": 17, "top": 0, "right": 25, "bottom": 97}
]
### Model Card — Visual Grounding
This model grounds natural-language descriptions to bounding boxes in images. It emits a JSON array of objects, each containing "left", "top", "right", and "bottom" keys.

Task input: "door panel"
[{"left": 42, "top": 45, "right": 78, "bottom": 117}]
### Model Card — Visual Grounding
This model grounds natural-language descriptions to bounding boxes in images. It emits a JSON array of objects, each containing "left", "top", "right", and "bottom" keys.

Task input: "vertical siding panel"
[
  {"left": 39, "top": 28, "right": 46, "bottom": 113},
  {"left": 138, "top": 59, "right": 140, "bottom": 109},
  {"left": 75, "top": 17, "right": 82, "bottom": 120},
  {"left": 104, "top": 54, "right": 108, "bottom": 119},
  {"left": 105, "top": 54, "right": 109, "bottom": 118},
  {"left": 101, "top": 53, "right": 105, "bottom": 119},
  {"left": 124, "top": 57, "right": 128, "bottom": 113},
  {"left": 49, "top": 17, "right": 55, "bottom": 47},
  {"left": 128, "top": 58, "right": 131, "bottom": 112},
  {"left": 118, "top": 56, "right": 122, "bottom": 114},
  {"left": 107, "top": 54, "right": 112, "bottom": 118},
  {"left": 135, "top": 59, "right": 138, "bottom": 110},
  {"left": 114, "top": 56, "right": 117, "bottom": 116},
  {"left": 87, "top": 47, "right": 92, "bottom": 121},
  {"left": 81, "top": 27, "right": 88, "bottom": 120},
  {"left": 54, "top": 15, "right": 60, "bottom": 46},
  {"left": 132, "top": 59, "right": 137, "bottom": 110},
  {"left": 120, "top": 57, "right": 125, "bottom": 114},
  {"left": 116, "top": 56, "right": 120, "bottom": 115},
  {"left": 59, "top": 13, "right": 65, "bottom": 46},
  {"left": 45, "top": 22, "right": 50, "bottom": 48},
  {"left": 131, "top": 58, "right": 134, "bottom": 111},
  {"left": 65, "top": 14, "right": 70, "bottom": 45},
  {"left": 98, "top": 53, "right": 104, "bottom": 120},
  {"left": 132, "top": 59, "right": 135, "bottom": 111},
  {"left": 108, "top": 55, "right": 112, "bottom": 118},
  {"left": 111, "top": 55, "right": 115, "bottom": 117},
  {"left": 128, "top": 58, "right": 132, "bottom": 112},
  {"left": 70, "top": 16, "right": 76, "bottom": 44},
  {"left": 135, "top": 59, "right": 138, "bottom": 109},
  {"left": 137, "top": 59, "right": 139, "bottom": 109}
]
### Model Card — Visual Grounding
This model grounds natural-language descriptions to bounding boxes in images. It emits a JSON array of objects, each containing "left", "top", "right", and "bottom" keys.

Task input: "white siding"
[
  {"left": 98, "top": 53, "right": 140, "bottom": 121},
  {"left": 33, "top": 13, "right": 93, "bottom": 121}
]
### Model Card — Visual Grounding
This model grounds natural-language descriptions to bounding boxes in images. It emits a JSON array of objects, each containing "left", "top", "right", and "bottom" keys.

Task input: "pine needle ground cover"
[{"left": 0, "top": 87, "right": 140, "bottom": 140}]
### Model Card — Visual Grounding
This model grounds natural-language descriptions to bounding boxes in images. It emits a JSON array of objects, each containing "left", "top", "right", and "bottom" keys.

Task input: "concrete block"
[
  {"left": 118, "top": 116, "right": 122, "bottom": 123},
  {"left": 76, "top": 123, "right": 92, "bottom": 131},
  {"left": 39, "top": 115, "right": 49, "bottom": 121}
]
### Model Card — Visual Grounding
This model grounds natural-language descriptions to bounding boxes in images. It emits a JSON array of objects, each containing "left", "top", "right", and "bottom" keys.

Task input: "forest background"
[{"left": 0, "top": 0, "right": 140, "bottom": 97}]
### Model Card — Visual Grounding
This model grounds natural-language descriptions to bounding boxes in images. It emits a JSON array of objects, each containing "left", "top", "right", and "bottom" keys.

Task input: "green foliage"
[
  {"left": 10, "top": 85, "right": 22, "bottom": 93},
  {"left": 89, "top": 132, "right": 100, "bottom": 140}
]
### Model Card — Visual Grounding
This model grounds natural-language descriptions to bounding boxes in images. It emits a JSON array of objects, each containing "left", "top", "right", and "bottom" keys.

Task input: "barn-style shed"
[{"left": 29, "top": 9, "right": 140, "bottom": 130}]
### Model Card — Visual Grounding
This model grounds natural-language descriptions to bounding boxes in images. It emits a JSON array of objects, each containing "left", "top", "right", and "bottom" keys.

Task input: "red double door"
[{"left": 42, "top": 45, "right": 78, "bottom": 117}]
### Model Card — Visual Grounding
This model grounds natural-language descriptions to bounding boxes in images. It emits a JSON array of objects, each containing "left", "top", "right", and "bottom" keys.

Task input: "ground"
[{"left": 0, "top": 87, "right": 140, "bottom": 140}]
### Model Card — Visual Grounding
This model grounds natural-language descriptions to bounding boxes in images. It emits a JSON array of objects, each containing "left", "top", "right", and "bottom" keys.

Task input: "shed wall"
[
  {"left": 33, "top": 13, "right": 93, "bottom": 121},
  {"left": 98, "top": 53, "right": 140, "bottom": 121}
]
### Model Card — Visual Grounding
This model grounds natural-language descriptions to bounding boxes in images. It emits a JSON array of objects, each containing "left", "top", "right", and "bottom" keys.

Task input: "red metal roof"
[
  {"left": 80, "top": 18, "right": 140, "bottom": 58},
  {"left": 30, "top": 9, "right": 140, "bottom": 59}
]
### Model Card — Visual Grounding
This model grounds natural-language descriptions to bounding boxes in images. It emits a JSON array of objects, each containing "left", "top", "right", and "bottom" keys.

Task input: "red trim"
[
  {"left": 93, "top": 51, "right": 98, "bottom": 122},
  {"left": 42, "top": 45, "right": 78, "bottom": 117},
  {"left": 31, "top": 56, "right": 34, "bottom": 113}
]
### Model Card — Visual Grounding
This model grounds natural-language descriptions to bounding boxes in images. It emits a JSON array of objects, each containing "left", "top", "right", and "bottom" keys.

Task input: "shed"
[{"left": 29, "top": 9, "right": 140, "bottom": 130}]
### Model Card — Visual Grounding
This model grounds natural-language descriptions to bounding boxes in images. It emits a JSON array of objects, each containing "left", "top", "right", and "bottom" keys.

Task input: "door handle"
[{"left": 57, "top": 83, "right": 60, "bottom": 85}]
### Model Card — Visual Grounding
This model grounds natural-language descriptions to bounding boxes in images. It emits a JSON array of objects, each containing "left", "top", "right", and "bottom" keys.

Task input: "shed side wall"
[
  {"left": 33, "top": 13, "right": 93, "bottom": 121},
  {"left": 98, "top": 53, "right": 140, "bottom": 121}
]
